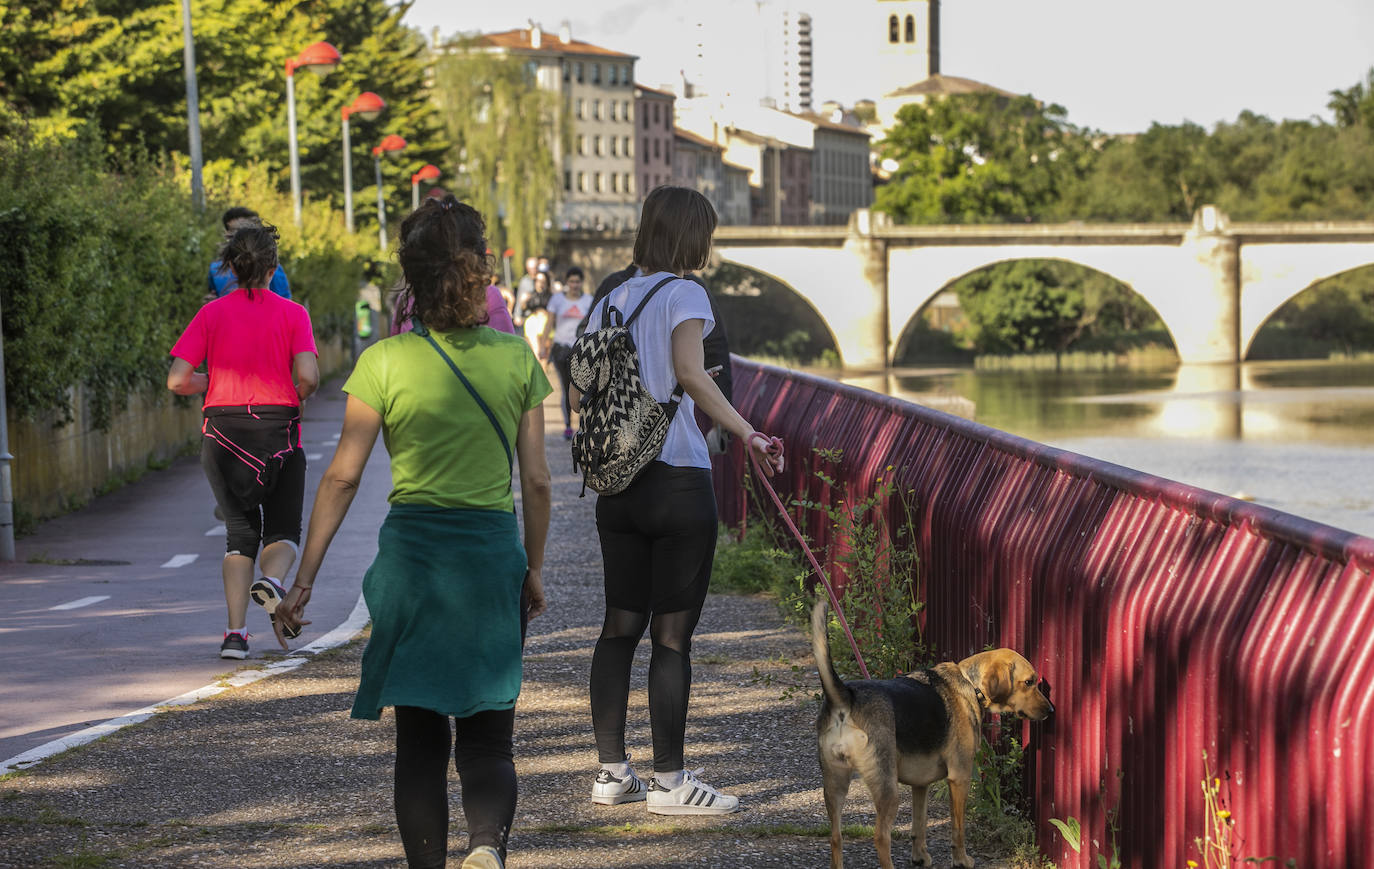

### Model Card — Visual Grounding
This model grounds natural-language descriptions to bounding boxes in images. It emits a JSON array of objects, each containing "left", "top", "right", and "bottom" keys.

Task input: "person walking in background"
[
  {"left": 271, "top": 195, "right": 552, "bottom": 869},
  {"left": 522, "top": 271, "right": 552, "bottom": 362},
  {"left": 389, "top": 275, "right": 517, "bottom": 337},
  {"left": 206, "top": 207, "right": 291, "bottom": 301},
  {"left": 512, "top": 256, "right": 538, "bottom": 327},
  {"left": 574, "top": 186, "right": 783, "bottom": 815},
  {"left": 543, "top": 266, "right": 594, "bottom": 440},
  {"left": 167, "top": 222, "right": 318, "bottom": 660}
]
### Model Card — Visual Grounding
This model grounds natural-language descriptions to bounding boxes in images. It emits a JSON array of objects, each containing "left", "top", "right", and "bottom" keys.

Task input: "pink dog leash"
[{"left": 746, "top": 432, "right": 872, "bottom": 680}]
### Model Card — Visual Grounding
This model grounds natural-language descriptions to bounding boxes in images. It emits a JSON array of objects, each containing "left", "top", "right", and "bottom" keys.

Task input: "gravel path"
[{"left": 0, "top": 404, "right": 1019, "bottom": 868}]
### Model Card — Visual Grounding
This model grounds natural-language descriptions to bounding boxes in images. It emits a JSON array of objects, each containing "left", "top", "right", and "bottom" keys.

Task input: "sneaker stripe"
[{"left": 706, "top": 793, "right": 715, "bottom": 807}]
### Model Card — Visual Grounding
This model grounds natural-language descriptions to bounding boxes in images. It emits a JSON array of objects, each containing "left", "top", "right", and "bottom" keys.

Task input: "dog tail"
[{"left": 811, "top": 597, "right": 852, "bottom": 710}]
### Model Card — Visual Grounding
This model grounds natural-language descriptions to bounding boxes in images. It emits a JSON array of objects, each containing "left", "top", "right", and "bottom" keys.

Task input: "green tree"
[
  {"left": 431, "top": 42, "right": 565, "bottom": 264},
  {"left": 953, "top": 261, "right": 1085, "bottom": 355},
  {"left": 874, "top": 92, "right": 1088, "bottom": 224}
]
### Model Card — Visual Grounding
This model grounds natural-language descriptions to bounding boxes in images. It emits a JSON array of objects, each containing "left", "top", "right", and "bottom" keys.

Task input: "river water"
[{"left": 834, "top": 359, "right": 1374, "bottom": 540}]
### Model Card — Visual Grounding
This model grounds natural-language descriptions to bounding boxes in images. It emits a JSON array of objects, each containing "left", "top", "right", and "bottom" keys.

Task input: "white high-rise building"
[{"left": 683, "top": 2, "right": 812, "bottom": 113}]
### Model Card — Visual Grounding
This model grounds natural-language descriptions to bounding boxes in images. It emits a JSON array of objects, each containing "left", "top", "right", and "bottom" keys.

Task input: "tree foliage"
[{"left": 431, "top": 43, "right": 566, "bottom": 266}]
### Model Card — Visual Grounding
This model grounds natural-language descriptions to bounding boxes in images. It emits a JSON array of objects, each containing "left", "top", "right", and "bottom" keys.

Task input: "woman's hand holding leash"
[{"left": 747, "top": 432, "right": 785, "bottom": 477}]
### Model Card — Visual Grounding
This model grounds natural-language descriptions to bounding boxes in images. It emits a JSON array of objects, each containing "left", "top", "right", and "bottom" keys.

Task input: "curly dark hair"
[
  {"left": 220, "top": 222, "right": 280, "bottom": 297},
  {"left": 395, "top": 195, "right": 491, "bottom": 331}
]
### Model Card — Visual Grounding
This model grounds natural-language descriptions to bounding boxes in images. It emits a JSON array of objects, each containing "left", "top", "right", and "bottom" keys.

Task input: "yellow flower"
[
  {"left": 1188, "top": 861, "right": 1199, "bottom": 867},
  {"left": 1218, "top": 810, "right": 1232, "bottom": 822}
]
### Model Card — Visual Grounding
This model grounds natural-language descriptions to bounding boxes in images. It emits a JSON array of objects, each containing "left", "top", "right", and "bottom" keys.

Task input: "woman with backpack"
[
  {"left": 572, "top": 185, "right": 784, "bottom": 815},
  {"left": 272, "top": 196, "right": 552, "bottom": 869}
]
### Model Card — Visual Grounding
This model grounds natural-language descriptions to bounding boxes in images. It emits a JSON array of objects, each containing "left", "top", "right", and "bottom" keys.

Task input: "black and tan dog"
[{"left": 811, "top": 600, "right": 1053, "bottom": 869}]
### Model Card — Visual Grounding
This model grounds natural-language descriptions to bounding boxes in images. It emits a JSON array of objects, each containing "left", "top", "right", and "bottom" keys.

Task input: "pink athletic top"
[{"left": 170, "top": 288, "right": 317, "bottom": 408}]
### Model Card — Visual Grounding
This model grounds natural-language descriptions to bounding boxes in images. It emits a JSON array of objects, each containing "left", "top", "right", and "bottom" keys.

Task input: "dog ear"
[{"left": 983, "top": 657, "right": 1013, "bottom": 705}]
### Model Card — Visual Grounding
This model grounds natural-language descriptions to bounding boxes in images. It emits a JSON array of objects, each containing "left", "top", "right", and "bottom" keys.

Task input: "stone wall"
[{"left": 8, "top": 336, "right": 350, "bottom": 522}]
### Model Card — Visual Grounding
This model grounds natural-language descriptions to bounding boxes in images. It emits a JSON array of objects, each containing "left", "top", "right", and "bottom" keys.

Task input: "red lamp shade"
[
  {"left": 412, "top": 164, "right": 441, "bottom": 184},
  {"left": 292, "top": 41, "right": 341, "bottom": 75},
  {"left": 372, "top": 134, "right": 407, "bottom": 156},
  {"left": 345, "top": 91, "right": 386, "bottom": 121},
  {"left": 503, "top": 248, "right": 515, "bottom": 258}
]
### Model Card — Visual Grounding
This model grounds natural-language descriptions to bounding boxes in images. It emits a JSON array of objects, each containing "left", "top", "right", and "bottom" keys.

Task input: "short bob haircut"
[{"left": 633, "top": 186, "right": 717, "bottom": 275}]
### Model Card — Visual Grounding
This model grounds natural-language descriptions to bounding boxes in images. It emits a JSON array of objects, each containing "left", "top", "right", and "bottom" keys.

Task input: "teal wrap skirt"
[{"left": 350, "top": 503, "right": 526, "bottom": 721}]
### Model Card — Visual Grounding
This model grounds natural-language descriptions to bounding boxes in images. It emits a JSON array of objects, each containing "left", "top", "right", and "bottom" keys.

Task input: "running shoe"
[
  {"left": 220, "top": 631, "right": 248, "bottom": 660},
  {"left": 249, "top": 577, "right": 301, "bottom": 639},
  {"left": 461, "top": 845, "right": 504, "bottom": 869},
  {"left": 646, "top": 769, "right": 740, "bottom": 815},
  {"left": 591, "top": 766, "right": 647, "bottom": 805}
]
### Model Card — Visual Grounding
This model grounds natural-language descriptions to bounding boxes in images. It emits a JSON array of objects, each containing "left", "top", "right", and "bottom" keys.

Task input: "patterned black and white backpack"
[{"left": 568, "top": 276, "right": 683, "bottom": 497}]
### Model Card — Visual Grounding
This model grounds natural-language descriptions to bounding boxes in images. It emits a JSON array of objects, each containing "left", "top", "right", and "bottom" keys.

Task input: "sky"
[{"left": 402, "top": 0, "right": 1374, "bottom": 134}]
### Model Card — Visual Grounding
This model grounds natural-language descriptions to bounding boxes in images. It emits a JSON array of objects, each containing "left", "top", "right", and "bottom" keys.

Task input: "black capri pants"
[{"left": 200, "top": 405, "right": 305, "bottom": 558}]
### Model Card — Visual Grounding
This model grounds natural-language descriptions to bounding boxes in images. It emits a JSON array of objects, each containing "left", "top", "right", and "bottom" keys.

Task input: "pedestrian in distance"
[
  {"left": 522, "top": 271, "right": 553, "bottom": 362},
  {"left": 206, "top": 207, "right": 291, "bottom": 302},
  {"left": 167, "top": 221, "right": 319, "bottom": 660},
  {"left": 573, "top": 185, "right": 784, "bottom": 815},
  {"left": 273, "top": 195, "right": 552, "bottom": 869},
  {"left": 512, "top": 256, "right": 539, "bottom": 327},
  {"left": 543, "top": 265, "right": 594, "bottom": 440}
]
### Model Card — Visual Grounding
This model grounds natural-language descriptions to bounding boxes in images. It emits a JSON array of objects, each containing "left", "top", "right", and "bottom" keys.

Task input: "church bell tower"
[{"left": 877, "top": 0, "right": 940, "bottom": 92}]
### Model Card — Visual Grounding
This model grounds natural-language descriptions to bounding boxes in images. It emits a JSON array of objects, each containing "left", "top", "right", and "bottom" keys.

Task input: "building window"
[
  {"left": 624, "top": 136, "right": 632, "bottom": 156},
  {"left": 562, "top": 61, "right": 570, "bottom": 82},
  {"left": 611, "top": 173, "right": 619, "bottom": 192},
  {"left": 653, "top": 138, "right": 660, "bottom": 159},
  {"left": 888, "top": 15, "right": 899, "bottom": 43},
  {"left": 624, "top": 173, "right": 632, "bottom": 194},
  {"left": 564, "top": 170, "right": 572, "bottom": 191},
  {"left": 624, "top": 101, "right": 632, "bottom": 120},
  {"left": 642, "top": 173, "right": 650, "bottom": 194},
  {"left": 609, "top": 101, "right": 618, "bottom": 122},
  {"left": 577, "top": 171, "right": 585, "bottom": 192},
  {"left": 576, "top": 62, "right": 584, "bottom": 83},
  {"left": 610, "top": 137, "right": 618, "bottom": 156},
  {"left": 609, "top": 65, "right": 619, "bottom": 86},
  {"left": 594, "top": 135, "right": 602, "bottom": 156},
  {"left": 642, "top": 136, "right": 649, "bottom": 158},
  {"left": 652, "top": 103, "right": 660, "bottom": 125},
  {"left": 594, "top": 172, "right": 603, "bottom": 192},
  {"left": 593, "top": 99, "right": 601, "bottom": 120},
  {"left": 575, "top": 99, "right": 584, "bottom": 120},
  {"left": 577, "top": 135, "right": 585, "bottom": 155},
  {"left": 592, "top": 63, "right": 601, "bottom": 84},
  {"left": 664, "top": 110, "right": 671, "bottom": 131},
  {"left": 904, "top": 14, "right": 915, "bottom": 42},
  {"left": 642, "top": 110, "right": 649, "bottom": 130}
]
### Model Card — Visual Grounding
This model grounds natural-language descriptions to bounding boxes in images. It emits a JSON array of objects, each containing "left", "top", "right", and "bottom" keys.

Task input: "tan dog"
[{"left": 811, "top": 600, "right": 1053, "bottom": 869}]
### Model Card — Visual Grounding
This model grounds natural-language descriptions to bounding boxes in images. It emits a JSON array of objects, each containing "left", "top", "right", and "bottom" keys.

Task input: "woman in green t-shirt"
[{"left": 275, "top": 196, "right": 552, "bottom": 869}]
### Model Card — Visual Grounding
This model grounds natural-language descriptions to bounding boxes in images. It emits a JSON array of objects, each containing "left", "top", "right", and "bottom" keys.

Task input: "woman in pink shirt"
[{"left": 167, "top": 223, "right": 319, "bottom": 660}]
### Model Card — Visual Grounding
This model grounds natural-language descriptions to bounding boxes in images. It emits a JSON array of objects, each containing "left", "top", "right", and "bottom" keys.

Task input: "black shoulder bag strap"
[
  {"left": 600, "top": 276, "right": 685, "bottom": 412},
  {"left": 412, "top": 323, "right": 513, "bottom": 473}
]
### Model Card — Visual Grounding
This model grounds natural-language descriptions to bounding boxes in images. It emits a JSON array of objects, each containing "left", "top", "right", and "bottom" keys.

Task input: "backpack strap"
[
  {"left": 600, "top": 275, "right": 686, "bottom": 412},
  {"left": 412, "top": 323, "right": 513, "bottom": 472}
]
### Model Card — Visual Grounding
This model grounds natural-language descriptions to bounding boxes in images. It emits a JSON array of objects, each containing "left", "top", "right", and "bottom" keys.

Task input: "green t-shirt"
[{"left": 344, "top": 327, "right": 552, "bottom": 511}]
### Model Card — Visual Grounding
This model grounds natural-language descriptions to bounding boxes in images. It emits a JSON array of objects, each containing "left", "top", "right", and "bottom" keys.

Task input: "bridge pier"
[{"left": 1160, "top": 206, "right": 1242, "bottom": 365}]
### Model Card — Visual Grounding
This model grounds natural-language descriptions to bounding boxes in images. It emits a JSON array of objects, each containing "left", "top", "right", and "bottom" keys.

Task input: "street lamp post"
[
  {"left": 411, "top": 164, "right": 441, "bottom": 212},
  {"left": 179, "top": 0, "right": 204, "bottom": 212},
  {"left": 342, "top": 92, "right": 386, "bottom": 232},
  {"left": 285, "top": 41, "right": 342, "bottom": 227},
  {"left": 372, "top": 135, "right": 407, "bottom": 251}
]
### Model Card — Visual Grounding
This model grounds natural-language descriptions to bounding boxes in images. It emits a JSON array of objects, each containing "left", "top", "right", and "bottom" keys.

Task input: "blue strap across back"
[{"left": 413, "top": 323, "right": 513, "bottom": 471}]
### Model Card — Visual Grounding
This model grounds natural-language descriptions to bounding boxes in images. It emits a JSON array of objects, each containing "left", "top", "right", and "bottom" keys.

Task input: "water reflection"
[{"left": 833, "top": 359, "right": 1374, "bottom": 537}]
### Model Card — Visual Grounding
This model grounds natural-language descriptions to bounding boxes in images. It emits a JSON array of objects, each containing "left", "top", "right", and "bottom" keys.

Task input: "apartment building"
[
  {"left": 634, "top": 84, "right": 675, "bottom": 200},
  {"left": 476, "top": 24, "right": 638, "bottom": 230},
  {"left": 672, "top": 128, "right": 724, "bottom": 215}
]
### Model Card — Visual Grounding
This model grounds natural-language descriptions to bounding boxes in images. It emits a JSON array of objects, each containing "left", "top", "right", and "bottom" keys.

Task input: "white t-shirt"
[
  {"left": 585, "top": 270, "right": 716, "bottom": 469},
  {"left": 546, "top": 291, "right": 595, "bottom": 348}
]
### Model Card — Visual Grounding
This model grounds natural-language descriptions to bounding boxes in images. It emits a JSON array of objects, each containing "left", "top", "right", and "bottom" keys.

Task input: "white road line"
[
  {"left": 306, "top": 453, "right": 323, "bottom": 461},
  {"left": 49, "top": 595, "right": 111, "bottom": 611},
  {"left": 0, "top": 594, "right": 370, "bottom": 775},
  {"left": 161, "top": 554, "right": 198, "bottom": 568},
  {"left": 205, "top": 524, "right": 226, "bottom": 536}
]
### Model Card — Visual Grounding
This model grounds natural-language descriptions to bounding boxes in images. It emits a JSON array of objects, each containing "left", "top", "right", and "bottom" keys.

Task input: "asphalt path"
[{"left": 0, "top": 381, "right": 391, "bottom": 763}]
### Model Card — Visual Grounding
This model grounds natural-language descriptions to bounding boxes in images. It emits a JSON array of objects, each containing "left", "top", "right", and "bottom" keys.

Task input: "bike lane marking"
[{"left": 49, "top": 596, "right": 111, "bottom": 611}]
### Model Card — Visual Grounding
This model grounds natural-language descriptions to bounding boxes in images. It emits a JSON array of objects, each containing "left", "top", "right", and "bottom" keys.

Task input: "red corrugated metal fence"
[{"left": 713, "top": 358, "right": 1374, "bottom": 869}]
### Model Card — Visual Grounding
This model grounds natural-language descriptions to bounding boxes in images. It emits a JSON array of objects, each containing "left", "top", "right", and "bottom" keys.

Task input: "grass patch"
[{"left": 709, "top": 523, "right": 804, "bottom": 596}]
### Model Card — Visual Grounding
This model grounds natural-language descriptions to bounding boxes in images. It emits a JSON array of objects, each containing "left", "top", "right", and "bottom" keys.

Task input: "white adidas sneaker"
[
  {"left": 591, "top": 766, "right": 647, "bottom": 805},
  {"left": 645, "top": 769, "right": 741, "bottom": 815}
]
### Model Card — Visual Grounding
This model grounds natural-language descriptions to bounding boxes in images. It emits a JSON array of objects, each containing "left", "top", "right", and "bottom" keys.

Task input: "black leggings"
[
  {"left": 589, "top": 462, "right": 717, "bottom": 772},
  {"left": 393, "top": 705, "right": 516, "bottom": 869},
  {"left": 200, "top": 406, "right": 304, "bottom": 558},
  {"left": 550, "top": 343, "right": 574, "bottom": 428}
]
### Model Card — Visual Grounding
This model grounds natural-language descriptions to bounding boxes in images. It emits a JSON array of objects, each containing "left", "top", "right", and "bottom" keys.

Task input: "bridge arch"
[
  {"left": 1239, "top": 247, "right": 1374, "bottom": 358},
  {"left": 704, "top": 260, "right": 841, "bottom": 360},
  {"left": 891, "top": 256, "right": 1175, "bottom": 361}
]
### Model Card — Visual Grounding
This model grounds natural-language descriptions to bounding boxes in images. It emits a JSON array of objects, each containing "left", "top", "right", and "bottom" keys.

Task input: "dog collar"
[{"left": 973, "top": 685, "right": 988, "bottom": 707}]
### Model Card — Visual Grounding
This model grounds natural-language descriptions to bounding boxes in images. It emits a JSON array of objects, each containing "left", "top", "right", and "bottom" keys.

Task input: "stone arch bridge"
[{"left": 556, "top": 209, "right": 1374, "bottom": 368}]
